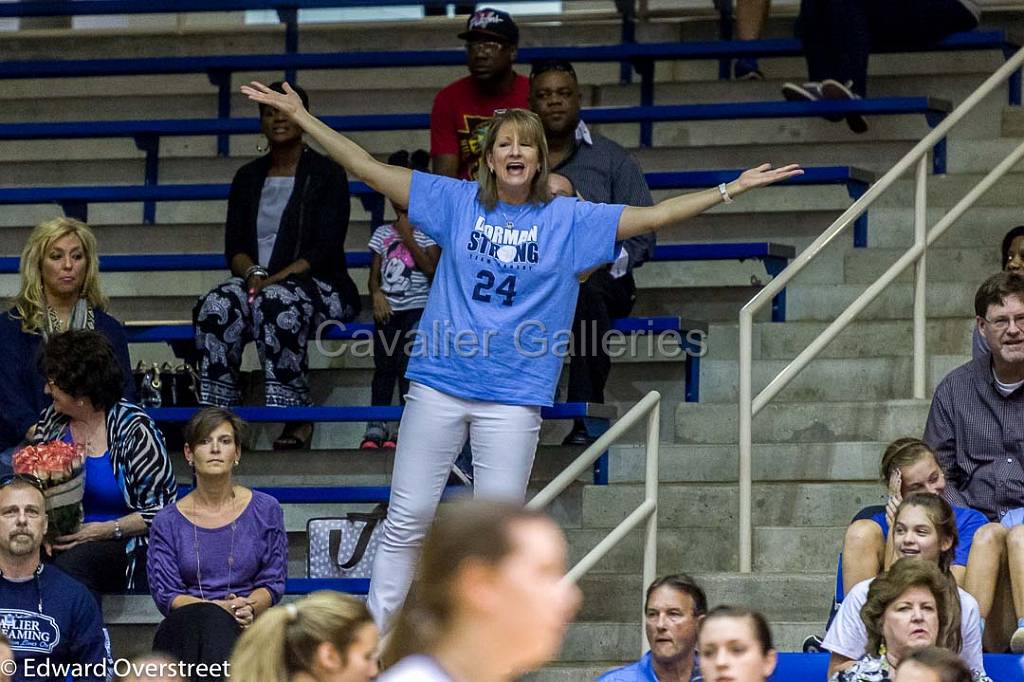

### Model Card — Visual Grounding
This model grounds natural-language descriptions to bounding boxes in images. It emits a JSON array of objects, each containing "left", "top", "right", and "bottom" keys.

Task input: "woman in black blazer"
[{"left": 193, "top": 82, "right": 359, "bottom": 449}]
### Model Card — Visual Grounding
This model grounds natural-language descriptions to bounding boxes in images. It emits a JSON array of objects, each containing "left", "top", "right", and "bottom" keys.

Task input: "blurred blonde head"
[
  {"left": 13, "top": 217, "right": 106, "bottom": 334},
  {"left": 229, "top": 591, "right": 377, "bottom": 682}
]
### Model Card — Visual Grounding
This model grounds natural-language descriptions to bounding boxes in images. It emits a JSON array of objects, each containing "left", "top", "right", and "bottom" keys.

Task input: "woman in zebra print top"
[{"left": 30, "top": 329, "right": 177, "bottom": 597}]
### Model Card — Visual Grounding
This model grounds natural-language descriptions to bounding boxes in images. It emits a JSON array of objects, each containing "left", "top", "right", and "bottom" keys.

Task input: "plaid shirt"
[{"left": 924, "top": 355, "right": 1024, "bottom": 521}]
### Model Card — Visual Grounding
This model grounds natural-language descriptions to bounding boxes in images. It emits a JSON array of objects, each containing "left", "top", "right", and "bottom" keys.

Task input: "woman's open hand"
[
  {"left": 240, "top": 81, "right": 307, "bottom": 121},
  {"left": 734, "top": 163, "right": 803, "bottom": 191},
  {"left": 52, "top": 521, "right": 112, "bottom": 552}
]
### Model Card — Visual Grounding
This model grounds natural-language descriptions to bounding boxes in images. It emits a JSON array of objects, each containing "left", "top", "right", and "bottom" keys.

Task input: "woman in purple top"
[{"left": 147, "top": 407, "right": 287, "bottom": 681}]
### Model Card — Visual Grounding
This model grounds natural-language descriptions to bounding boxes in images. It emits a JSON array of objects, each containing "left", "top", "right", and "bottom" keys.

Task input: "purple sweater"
[{"left": 146, "top": 490, "right": 287, "bottom": 616}]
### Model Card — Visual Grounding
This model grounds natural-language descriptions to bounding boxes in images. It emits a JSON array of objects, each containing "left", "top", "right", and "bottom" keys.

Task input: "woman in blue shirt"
[{"left": 243, "top": 80, "right": 802, "bottom": 630}]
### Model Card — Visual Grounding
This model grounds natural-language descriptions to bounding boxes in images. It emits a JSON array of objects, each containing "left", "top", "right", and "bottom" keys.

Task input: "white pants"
[{"left": 366, "top": 381, "right": 542, "bottom": 630}]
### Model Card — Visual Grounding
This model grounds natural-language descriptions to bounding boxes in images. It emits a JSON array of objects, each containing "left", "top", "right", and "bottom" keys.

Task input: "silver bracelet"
[
  {"left": 717, "top": 182, "right": 734, "bottom": 204},
  {"left": 244, "top": 265, "right": 269, "bottom": 281}
]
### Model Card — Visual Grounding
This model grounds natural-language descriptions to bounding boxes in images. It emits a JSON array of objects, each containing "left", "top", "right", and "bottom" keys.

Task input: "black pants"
[
  {"left": 366, "top": 308, "right": 423, "bottom": 438},
  {"left": 567, "top": 270, "right": 636, "bottom": 405},
  {"left": 52, "top": 538, "right": 146, "bottom": 608},
  {"left": 153, "top": 602, "right": 239, "bottom": 682},
  {"left": 798, "top": 0, "right": 977, "bottom": 96},
  {"left": 371, "top": 308, "right": 423, "bottom": 408}
]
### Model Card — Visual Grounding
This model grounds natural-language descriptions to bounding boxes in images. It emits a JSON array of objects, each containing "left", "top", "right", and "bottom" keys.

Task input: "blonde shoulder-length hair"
[
  {"left": 475, "top": 108, "right": 551, "bottom": 211},
  {"left": 13, "top": 217, "right": 107, "bottom": 334}
]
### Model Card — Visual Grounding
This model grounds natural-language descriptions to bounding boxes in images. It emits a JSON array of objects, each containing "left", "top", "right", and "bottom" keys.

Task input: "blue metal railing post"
[
  {"left": 278, "top": 7, "right": 299, "bottom": 84},
  {"left": 637, "top": 60, "right": 655, "bottom": 146},
  {"left": 133, "top": 133, "right": 160, "bottom": 224},
  {"left": 684, "top": 335, "right": 701, "bottom": 403},
  {"left": 617, "top": 0, "right": 635, "bottom": 85},
  {"left": 1003, "top": 43, "right": 1022, "bottom": 106},
  {"left": 847, "top": 182, "right": 869, "bottom": 248},
  {"left": 764, "top": 256, "right": 787, "bottom": 322},
  {"left": 207, "top": 69, "right": 232, "bottom": 157},
  {"left": 59, "top": 201, "right": 88, "bottom": 222},
  {"left": 583, "top": 415, "right": 611, "bottom": 484},
  {"left": 715, "top": 0, "right": 733, "bottom": 80},
  {"left": 925, "top": 111, "right": 947, "bottom": 175}
]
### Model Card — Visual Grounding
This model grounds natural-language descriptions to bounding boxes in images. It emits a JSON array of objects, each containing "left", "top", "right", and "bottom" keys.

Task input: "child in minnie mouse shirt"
[{"left": 361, "top": 151, "right": 441, "bottom": 450}]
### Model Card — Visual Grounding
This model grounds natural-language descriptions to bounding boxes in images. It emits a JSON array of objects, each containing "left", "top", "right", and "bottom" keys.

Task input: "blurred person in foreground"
[
  {"left": 229, "top": 591, "right": 379, "bottom": 682},
  {"left": 377, "top": 500, "right": 581, "bottom": 681}
]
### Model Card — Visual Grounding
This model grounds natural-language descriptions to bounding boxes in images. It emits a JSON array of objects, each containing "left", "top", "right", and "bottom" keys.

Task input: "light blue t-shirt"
[
  {"left": 1002, "top": 507, "right": 1024, "bottom": 528},
  {"left": 406, "top": 171, "right": 623, "bottom": 406},
  {"left": 598, "top": 651, "right": 703, "bottom": 682}
]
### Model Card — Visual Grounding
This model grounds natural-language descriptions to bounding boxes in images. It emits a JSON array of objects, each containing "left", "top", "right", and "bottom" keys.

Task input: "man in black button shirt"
[{"left": 529, "top": 59, "right": 655, "bottom": 445}]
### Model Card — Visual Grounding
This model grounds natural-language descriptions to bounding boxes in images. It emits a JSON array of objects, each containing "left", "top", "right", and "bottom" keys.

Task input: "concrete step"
[
  {"left": 846, "top": 246, "right": 1002, "bottom": 284},
  {"left": 278, "top": 520, "right": 842, "bottom": 576},
  {"left": 699, "top": 354, "right": 965, "bottom": 402},
  {"left": 103, "top": 617, "right": 821, "bottom": 669},
  {"left": 674, "top": 399, "right": 932, "bottom": 444},
  {"left": 783, "top": 282, "right": 973, "bottom": 321},
  {"left": 1003, "top": 105, "right": 1024, "bottom": 138},
  {"left": 565, "top": 525, "right": 845, "bottom": 574},
  {"left": 258, "top": 482, "right": 586, "bottom": 532},
  {"left": 171, "top": 444, "right": 585, "bottom": 488},
  {"left": 582, "top": 481, "right": 883, "bottom": 529},
  {"left": 703, "top": 318, "right": 975, "bottom": 362},
  {"left": 599, "top": 72, "right": 1004, "bottom": 147},
  {"left": 869, "top": 205, "right": 1024, "bottom": 249},
  {"left": 576, "top": 572, "right": 832, "bottom": 623},
  {"left": 101, "top": 570, "right": 832, "bottom": 630},
  {"left": 878, "top": 171, "right": 1024, "bottom": 209},
  {"left": 610, "top": 441, "right": 887, "bottom": 484}
]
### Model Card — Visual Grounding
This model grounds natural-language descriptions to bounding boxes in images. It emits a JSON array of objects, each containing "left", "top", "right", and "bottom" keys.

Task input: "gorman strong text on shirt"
[{"left": 406, "top": 171, "right": 622, "bottom": 406}]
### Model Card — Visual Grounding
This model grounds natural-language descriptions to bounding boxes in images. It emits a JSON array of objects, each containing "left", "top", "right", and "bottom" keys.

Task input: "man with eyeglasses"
[
  {"left": 528, "top": 59, "right": 655, "bottom": 445},
  {"left": 430, "top": 7, "right": 529, "bottom": 180},
  {"left": 0, "top": 475, "right": 107, "bottom": 682},
  {"left": 924, "top": 271, "right": 1024, "bottom": 522}
]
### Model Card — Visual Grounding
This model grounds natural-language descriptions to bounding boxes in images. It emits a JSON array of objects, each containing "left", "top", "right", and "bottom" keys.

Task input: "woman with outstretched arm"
[{"left": 242, "top": 81, "right": 802, "bottom": 632}]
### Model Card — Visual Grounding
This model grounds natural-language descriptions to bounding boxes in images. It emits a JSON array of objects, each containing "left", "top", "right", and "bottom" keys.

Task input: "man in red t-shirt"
[{"left": 430, "top": 8, "right": 530, "bottom": 180}]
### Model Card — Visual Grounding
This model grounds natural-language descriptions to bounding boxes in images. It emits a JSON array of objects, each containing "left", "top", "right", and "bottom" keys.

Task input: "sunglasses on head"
[
  {"left": 529, "top": 60, "right": 577, "bottom": 81},
  {"left": 0, "top": 473, "right": 45, "bottom": 494}
]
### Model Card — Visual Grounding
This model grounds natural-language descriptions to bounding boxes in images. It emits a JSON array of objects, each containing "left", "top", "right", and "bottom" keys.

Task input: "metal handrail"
[
  {"left": 528, "top": 390, "right": 660, "bottom": 655},
  {"left": 736, "top": 45, "right": 1024, "bottom": 572}
]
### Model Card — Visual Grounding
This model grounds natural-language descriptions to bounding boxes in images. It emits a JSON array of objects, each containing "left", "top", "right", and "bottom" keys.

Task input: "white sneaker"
[
  {"left": 1010, "top": 626, "right": 1024, "bottom": 653},
  {"left": 781, "top": 81, "right": 825, "bottom": 102}
]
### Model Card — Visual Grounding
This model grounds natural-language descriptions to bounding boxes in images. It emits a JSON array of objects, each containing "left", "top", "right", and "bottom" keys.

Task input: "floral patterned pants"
[{"left": 193, "top": 276, "right": 351, "bottom": 407}]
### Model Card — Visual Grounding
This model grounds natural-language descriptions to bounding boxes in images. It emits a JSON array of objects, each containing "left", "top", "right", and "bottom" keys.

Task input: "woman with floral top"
[{"left": 832, "top": 559, "right": 990, "bottom": 682}]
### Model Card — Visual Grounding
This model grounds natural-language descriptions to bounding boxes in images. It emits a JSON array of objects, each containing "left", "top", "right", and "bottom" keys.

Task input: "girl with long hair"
[{"left": 823, "top": 493, "right": 984, "bottom": 678}]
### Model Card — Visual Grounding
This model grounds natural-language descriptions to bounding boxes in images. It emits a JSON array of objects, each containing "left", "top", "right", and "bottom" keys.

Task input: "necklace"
[
  {"left": 69, "top": 417, "right": 105, "bottom": 456},
  {"left": 191, "top": 489, "right": 238, "bottom": 601},
  {"left": 498, "top": 202, "right": 529, "bottom": 230}
]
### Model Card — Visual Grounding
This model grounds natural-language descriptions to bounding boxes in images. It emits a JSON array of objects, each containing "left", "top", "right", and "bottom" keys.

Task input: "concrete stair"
[{"left": 2, "top": 6, "right": 1020, "bottom": 677}]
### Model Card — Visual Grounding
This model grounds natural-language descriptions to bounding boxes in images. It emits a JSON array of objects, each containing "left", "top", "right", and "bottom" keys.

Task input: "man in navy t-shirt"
[{"left": 0, "top": 476, "right": 108, "bottom": 682}]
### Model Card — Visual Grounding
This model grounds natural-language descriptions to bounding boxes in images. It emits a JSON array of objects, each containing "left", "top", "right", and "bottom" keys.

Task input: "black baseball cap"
[{"left": 458, "top": 8, "right": 519, "bottom": 45}]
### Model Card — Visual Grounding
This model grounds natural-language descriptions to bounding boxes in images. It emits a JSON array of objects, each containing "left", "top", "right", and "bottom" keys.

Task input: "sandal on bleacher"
[
  {"left": 360, "top": 436, "right": 382, "bottom": 450},
  {"left": 273, "top": 421, "right": 314, "bottom": 451}
]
